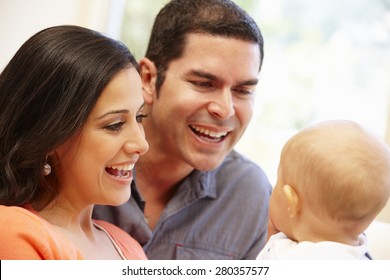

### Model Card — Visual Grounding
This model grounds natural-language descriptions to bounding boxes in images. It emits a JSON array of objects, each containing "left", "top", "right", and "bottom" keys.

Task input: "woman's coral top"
[{"left": 0, "top": 205, "right": 147, "bottom": 260}]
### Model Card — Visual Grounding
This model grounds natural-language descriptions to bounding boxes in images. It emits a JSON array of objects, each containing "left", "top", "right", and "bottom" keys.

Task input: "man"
[{"left": 93, "top": 0, "right": 272, "bottom": 259}]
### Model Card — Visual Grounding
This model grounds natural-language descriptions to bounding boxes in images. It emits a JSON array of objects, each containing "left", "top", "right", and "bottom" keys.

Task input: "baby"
[{"left": 257, "top": 120, "right": 390, "bottom": 259}]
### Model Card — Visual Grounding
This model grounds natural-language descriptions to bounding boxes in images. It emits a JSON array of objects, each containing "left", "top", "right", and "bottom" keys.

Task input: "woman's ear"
[
  {"left": 283, "top": 184, "right": 301, "bottom": 218},
  {"left": 139, "top": 57, "right": 157, "bottom": 104}
]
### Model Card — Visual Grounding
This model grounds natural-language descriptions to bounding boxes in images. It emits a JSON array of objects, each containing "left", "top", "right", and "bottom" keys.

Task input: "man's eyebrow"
[
  {"left": 189, "top": 69, "right": 258, "bottom": 87},
  {"left": 97, "top": 109, "right": 129, "bottom": 119},
  {"left": 189, "top": 69, "right": 220, "bottom": 82},
  {"left": 236, "top": 78, "right": 259, "bottom": 87}
]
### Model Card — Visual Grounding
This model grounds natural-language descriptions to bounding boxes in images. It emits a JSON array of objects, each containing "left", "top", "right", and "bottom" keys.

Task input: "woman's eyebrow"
[
  {"left": 138, "top": 103, "right": 145, "bottom": 111},
  {"left": 96, "top": 109, "right": 129, "bottom": 119}
]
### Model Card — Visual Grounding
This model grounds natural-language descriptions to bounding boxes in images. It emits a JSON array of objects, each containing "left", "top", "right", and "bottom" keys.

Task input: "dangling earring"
[{"left": 43, "top": 159, "right": 51, "bottom": 176}]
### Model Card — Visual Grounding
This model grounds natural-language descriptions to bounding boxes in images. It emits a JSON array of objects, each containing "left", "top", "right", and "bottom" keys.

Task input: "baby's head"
[{"left": 270, "top": 120, "right": 390, "bottom": 242}]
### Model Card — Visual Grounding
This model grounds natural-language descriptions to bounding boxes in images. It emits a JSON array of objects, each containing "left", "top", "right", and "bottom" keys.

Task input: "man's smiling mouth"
[{"left": 190, "top": 125, "right": 229, "bottom": 143}]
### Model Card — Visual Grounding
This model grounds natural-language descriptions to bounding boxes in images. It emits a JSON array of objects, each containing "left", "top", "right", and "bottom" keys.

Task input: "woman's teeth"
[
  {"left": 108, "top": 164, "right": 135, "bottom": 171},
  {"left": 106, "top": 164, "right": 135, "bottom": 178}
]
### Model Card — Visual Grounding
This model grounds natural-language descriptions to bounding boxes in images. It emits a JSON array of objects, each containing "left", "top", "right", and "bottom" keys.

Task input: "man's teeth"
[{"left": 191, "top": 125, "right": 228, "bottom": 138}]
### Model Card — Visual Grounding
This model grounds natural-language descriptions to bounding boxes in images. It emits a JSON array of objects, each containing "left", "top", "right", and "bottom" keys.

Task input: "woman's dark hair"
[{"left": 0, "top": 25, "right": 138, "bottom": 209}]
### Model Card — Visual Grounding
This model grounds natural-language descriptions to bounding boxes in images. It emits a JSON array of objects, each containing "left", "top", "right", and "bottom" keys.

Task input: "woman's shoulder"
[
  {"left": 0, "top": 205, "right": 81, "bottom": 259},
  {"left": 0, "top": 205, "right": 42, "bottom": 225}
]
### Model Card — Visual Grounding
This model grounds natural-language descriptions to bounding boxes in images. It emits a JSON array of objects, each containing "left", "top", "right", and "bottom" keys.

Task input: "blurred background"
[{"left": 1, "top": 0, "right": 390, "bottom": 222}]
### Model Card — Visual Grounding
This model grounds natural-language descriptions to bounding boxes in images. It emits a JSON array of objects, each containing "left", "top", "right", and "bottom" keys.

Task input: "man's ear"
[
  {"left": 139, "top": 57, "right": 157, "bottom": 104},
  {"left": 283, "top": 184, "right": 301, "bottom": 218}
]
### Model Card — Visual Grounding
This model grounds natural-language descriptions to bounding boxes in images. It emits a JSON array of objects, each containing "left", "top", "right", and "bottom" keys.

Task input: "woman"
[{"left": 0, "top": 25, "right": 149, "bottom": 259}]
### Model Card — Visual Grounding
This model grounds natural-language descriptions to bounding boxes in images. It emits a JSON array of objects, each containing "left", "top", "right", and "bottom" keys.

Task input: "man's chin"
[{"left": 191, "top": 157, "right": 225, "bottom": 171}]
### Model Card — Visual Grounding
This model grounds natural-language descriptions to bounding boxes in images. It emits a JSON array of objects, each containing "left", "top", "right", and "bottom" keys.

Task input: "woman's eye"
[
  {"left": 105, "top": 121, "right": 125, "bottom": 131},
  {"left": 136, "top": 114, "right": 148, "bottom": 123}
]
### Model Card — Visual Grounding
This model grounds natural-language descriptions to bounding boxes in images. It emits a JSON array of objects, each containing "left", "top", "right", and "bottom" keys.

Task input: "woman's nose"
[{"left": 123, "top": 126, "right": 149, "bottom": 156}]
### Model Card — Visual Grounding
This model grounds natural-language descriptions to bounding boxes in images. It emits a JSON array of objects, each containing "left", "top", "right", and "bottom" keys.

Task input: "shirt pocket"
[{"left": 175, "top": 244, "right": 235, "bottom": 260}]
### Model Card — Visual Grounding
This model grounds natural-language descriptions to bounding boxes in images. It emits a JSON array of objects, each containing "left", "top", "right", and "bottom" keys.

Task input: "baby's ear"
[{"left": 283, "top": 184, "right": 301, "bottom": 218}]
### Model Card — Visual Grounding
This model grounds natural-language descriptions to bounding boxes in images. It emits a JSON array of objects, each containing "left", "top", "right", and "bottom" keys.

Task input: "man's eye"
[
  {"left": 193, "top": 81, "right": 213, "bottom": 88},
  {"left": 105, "top": 121, "right": 125, "bottom": 131},
  {"left": 136, "top": 114, "right": 148, "bottom": 123},
  {"left": 234, "top": 88, "right": 254, "bottom": 96}
]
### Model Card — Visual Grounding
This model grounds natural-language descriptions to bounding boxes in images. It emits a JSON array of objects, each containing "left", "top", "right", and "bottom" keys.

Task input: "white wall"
[{"left": 0, "top": 0, "right": 124, "bottom": 70}]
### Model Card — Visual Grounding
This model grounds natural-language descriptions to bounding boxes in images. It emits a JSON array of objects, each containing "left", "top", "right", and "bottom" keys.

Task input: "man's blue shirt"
[{"left": 93, "top": 150, "right": 272, "bottom": 259}]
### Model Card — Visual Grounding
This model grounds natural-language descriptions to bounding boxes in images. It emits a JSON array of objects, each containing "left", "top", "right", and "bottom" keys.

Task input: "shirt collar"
[{"left": 188, "top": 169, "right": 218, "bottom": 199}]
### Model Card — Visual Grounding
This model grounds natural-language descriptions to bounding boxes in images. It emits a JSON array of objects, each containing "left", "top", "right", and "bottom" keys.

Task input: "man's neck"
[{"left": 134, "top": 151, "right": 194, "bottom": 230}]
